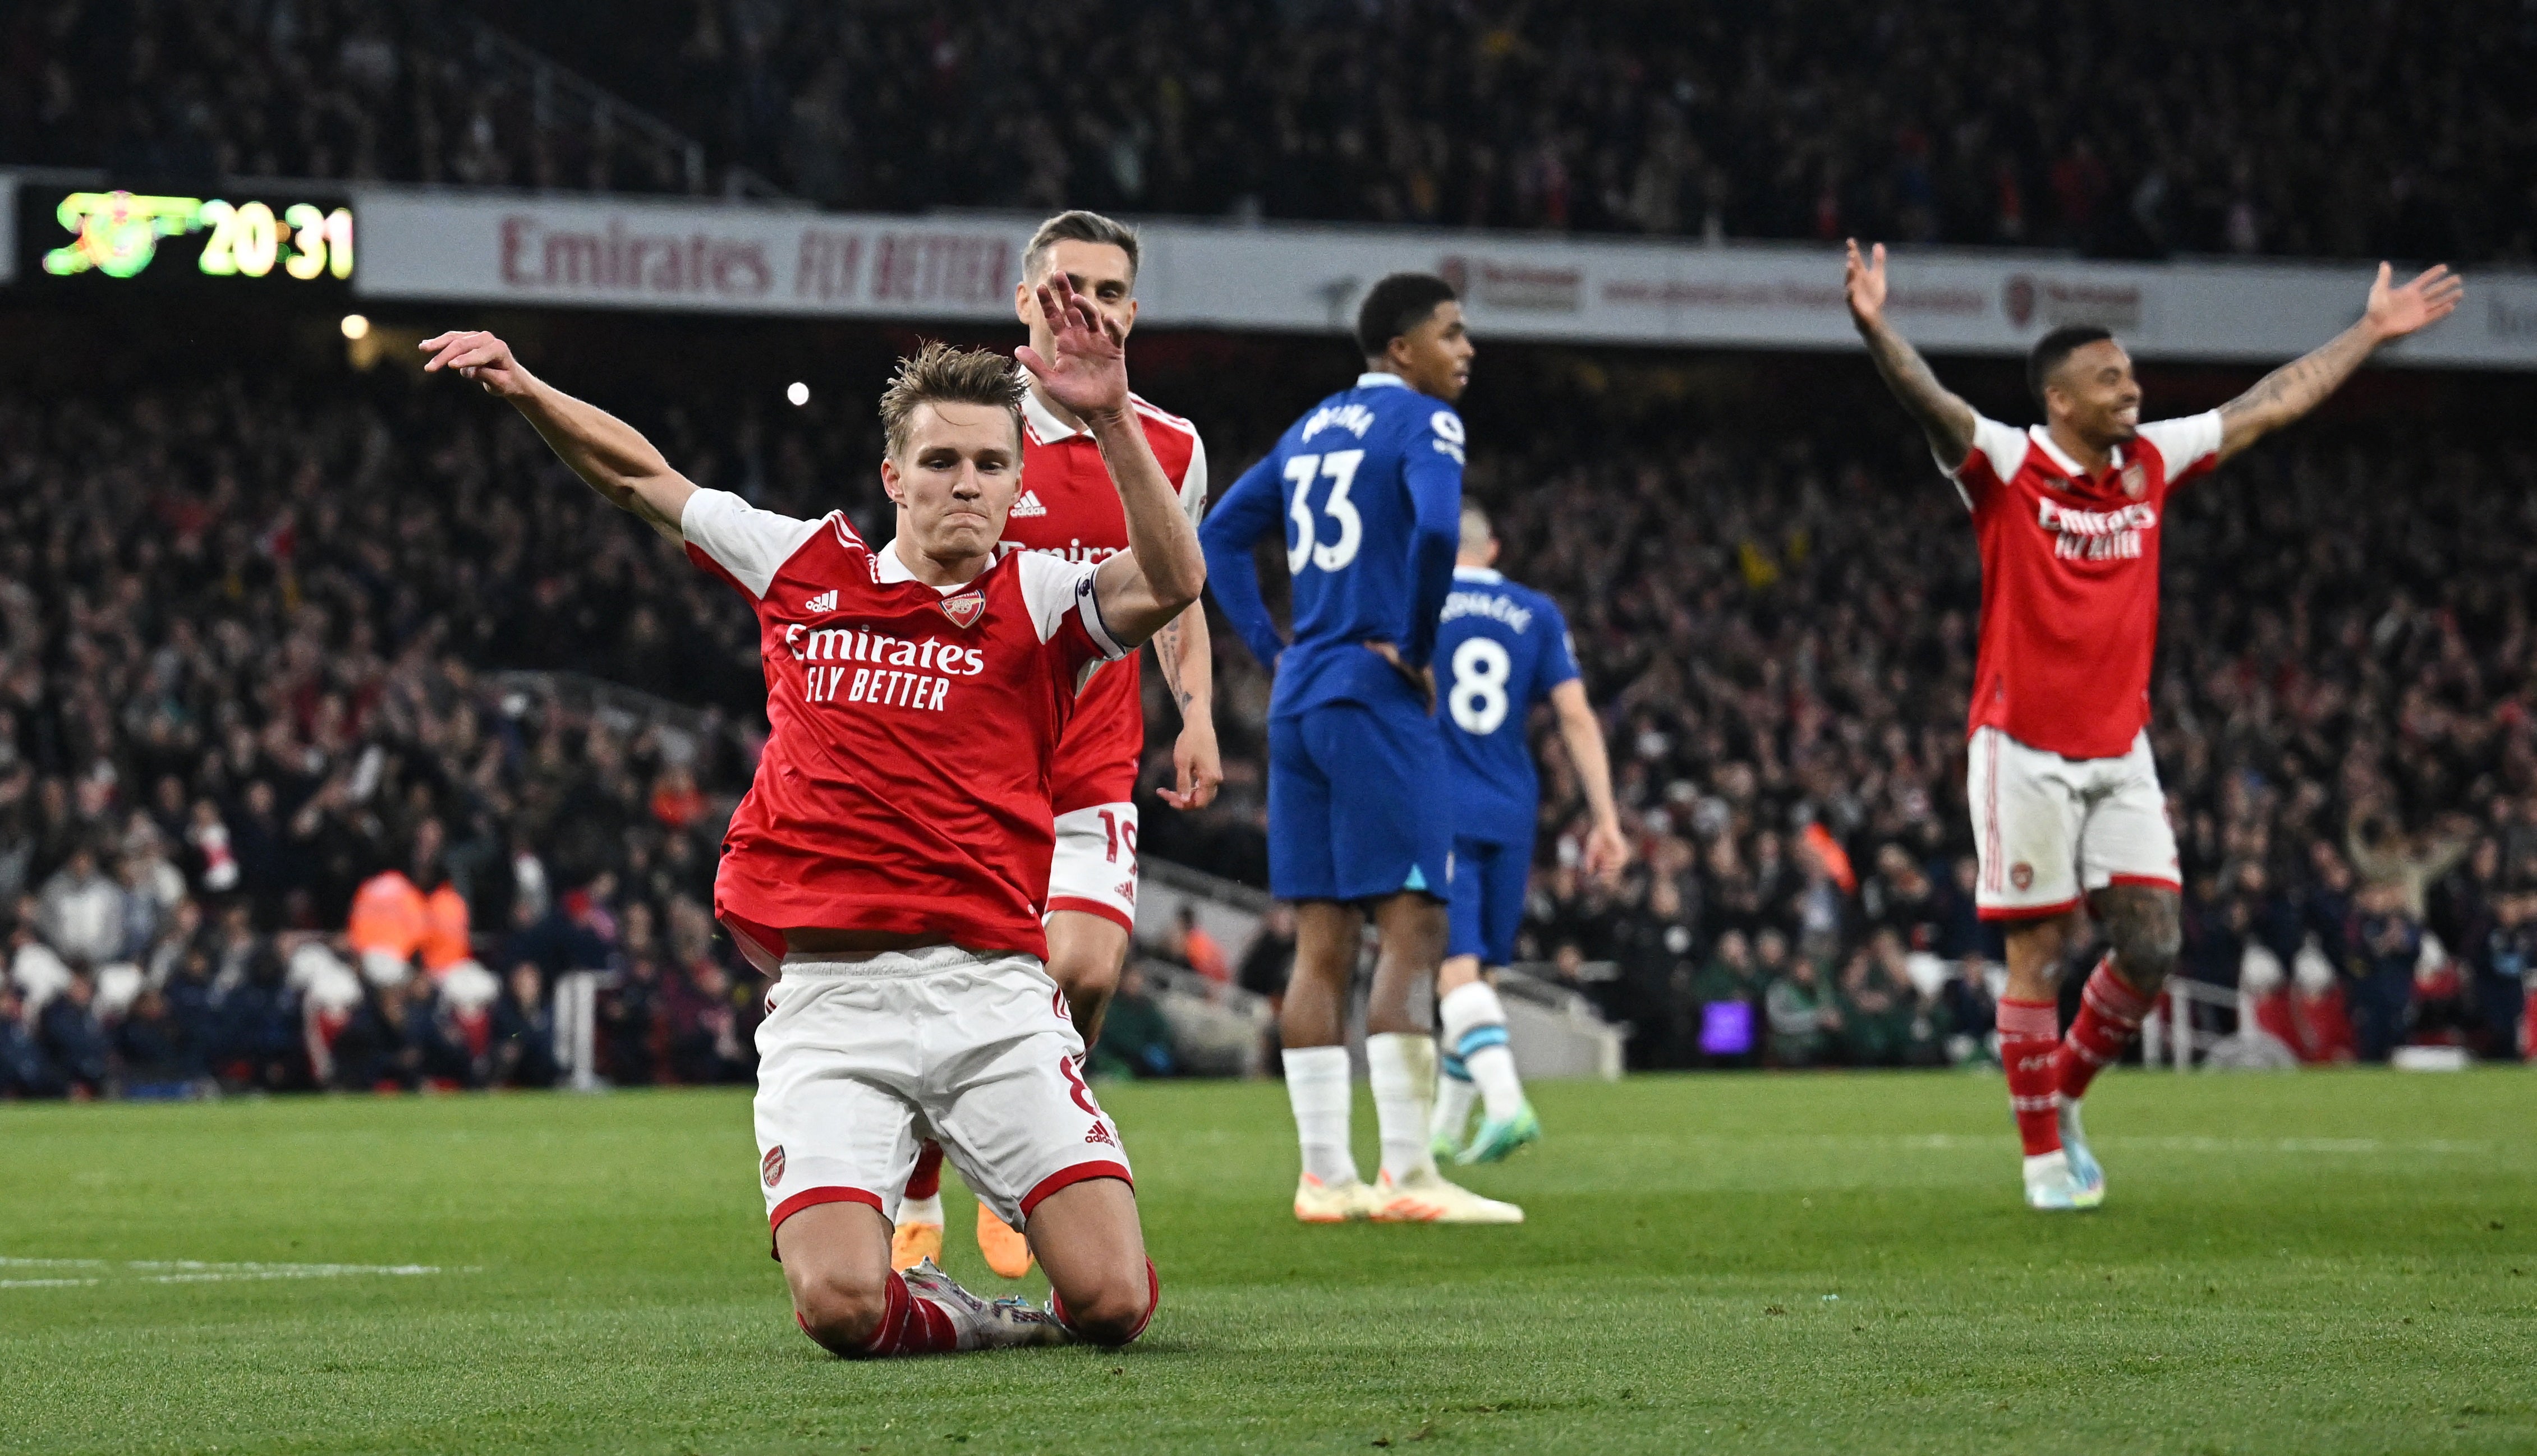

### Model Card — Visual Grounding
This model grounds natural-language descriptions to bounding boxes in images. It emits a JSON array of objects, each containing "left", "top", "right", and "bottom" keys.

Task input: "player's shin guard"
[
  {"left": 1439, "top": 982, "right": 1524, "bottom": 1122},
  {"left": 1281, "top": 1045, "right": 1359, "bottom": 1186},
  {"left": 1997, "top": 998, "right": 2063, "bottom": 1157},
  {"left": 2054, "top": 957, "right": 2152, "bottom": 1103},
  {"left": 904, "top": 1140, "right": 945, "bottom": 1201},
  {"left": 1365, "top": 1032, "right": 1439, "bottom": 1182}
]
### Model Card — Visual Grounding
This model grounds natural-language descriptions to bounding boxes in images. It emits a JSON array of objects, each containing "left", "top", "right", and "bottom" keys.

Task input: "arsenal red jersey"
[
  {"left": 1001, "top": 384, "right": 1206, "bottom": 814},
  {"left": 679, "top": 489, "right": 1127, "bottom": 967},
  {"left": 1948, "top": 411, "right": 2222, "bottom": 761}
]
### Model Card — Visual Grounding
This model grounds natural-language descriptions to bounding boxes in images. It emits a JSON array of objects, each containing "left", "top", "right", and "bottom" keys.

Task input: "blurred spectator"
[
  {"left": 1838, "top": 931, "right": 1915, "bottom": 1066},
  {"left": 38, "top": 845, "right": 124, "bottom": 967},
  {"left": 1764, "top": 956, "right": 1838, "bottom": 1068},
  {"left": 36, "top": 970, "right": 110, "bottom": 1098},
  {"left": 1089, "top": 965, "right": 1176, "bottom": 1080},
  {"left": 1236, "top": 903, "right": 1295, "bottom": 1006},
  {"left": 1685, "top": 928, "right": 1758, "bottom": 1068},
  {"left": 113, "top": 987, "right": 195, "bottom": 1098},
  {"left": 1172, "top": 905, "right": 1230, "bottom": 987},
  {"left": 486, "top": 962, "right": 559, "bottom": 1089},
  {"left": 0, "top": 985, "right": 53, "bottom": 1096},
  {"left": 2345, "top": 883, "right": 2421, "bottom": 1062}
]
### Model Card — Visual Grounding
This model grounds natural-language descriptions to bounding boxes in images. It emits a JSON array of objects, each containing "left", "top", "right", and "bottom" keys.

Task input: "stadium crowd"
[
  {"left": 2, "top": 0, "right": 717, "bottom": 194},
  {"left": 2, "top": 353, "right": 2531, "bottom": 1098},
  {"left": 7, "top": 1, "right": 2532, "bottom": 260}
]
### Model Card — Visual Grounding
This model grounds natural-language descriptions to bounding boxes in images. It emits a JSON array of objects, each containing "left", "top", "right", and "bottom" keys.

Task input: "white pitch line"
[{"left": 0, "top": 1257, "right": 471, "bottom": 1289}]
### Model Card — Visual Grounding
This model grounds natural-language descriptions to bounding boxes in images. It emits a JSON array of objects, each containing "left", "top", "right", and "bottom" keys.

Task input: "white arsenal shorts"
[
  {"left": 1046, "top": 801, "right": 1139, "bottom": 933},
  {"left": 754, "top": 945, "right": 1131, "bottom": 1250},
  {"left": 1966, "top": 727, "right": 2180, "bottom": 922}
]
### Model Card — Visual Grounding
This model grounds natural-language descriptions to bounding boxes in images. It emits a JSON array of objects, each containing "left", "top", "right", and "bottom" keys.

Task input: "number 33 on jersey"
[{"left": 1202, "top": 372, "right": 1468, "bottom": 719}]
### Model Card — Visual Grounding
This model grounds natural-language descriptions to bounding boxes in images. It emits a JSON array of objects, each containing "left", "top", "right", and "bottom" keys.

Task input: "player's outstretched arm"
[
  {"left": 420, "top": 330, "right": 696, "bottom": 543},
  {"left": 1017, "top": 275, "right": 1205, "bottom": 646},
  {"left": 1844, "top": 240, "right": 1977, "bottom": 467},
  {"left": 2214, "top": 262, "right": 2463, "bottom": 464},
  {"left": 1153, "top": 603, "right": 1222, "bottom": 810},
  {"left": 1197, "top": 457, "right": 1291, "bottom": 671},
  {"left": 1548, "top": 680, "right": 1629, "bottom": 882}
]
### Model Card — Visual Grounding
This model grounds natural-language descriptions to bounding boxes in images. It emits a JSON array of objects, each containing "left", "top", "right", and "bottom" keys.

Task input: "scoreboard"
[{"left": 14, "top": 184, "right": 355, "bottom": 291}]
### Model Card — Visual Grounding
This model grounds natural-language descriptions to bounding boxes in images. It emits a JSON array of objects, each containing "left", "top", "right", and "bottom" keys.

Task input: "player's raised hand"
[
  {"left": 1017, "top": 270, "right": 1129, "bottom": 421},
  {"left": 2363, "top": 261, "right": 2464, "bottom": 341},
  {"left": 419, "top": 330, "right": 537, "bottom": 399},
  {"left": 1843, "top": 239, "right": 1887, "bottom": 331}
]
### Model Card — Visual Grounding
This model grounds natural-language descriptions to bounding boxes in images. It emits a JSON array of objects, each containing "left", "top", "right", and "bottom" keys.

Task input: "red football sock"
[
  {"left": 1998, "top": 997, "right": 2063, "bottom": 1157},
  {"left": 791, "top": 1271, "right": 959, "bottom": 1358},
  {"left": 2055, "top": 957, "right": 2153, "bottom": 1103},
  {"left": 904, "top": 1140, "right": 945, "bottom": 1202}
]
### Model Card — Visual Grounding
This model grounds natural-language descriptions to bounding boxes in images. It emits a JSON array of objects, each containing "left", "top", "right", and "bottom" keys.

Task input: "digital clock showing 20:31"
[{"left": 21, "top": 186, "right": 355, "bottom": 288}]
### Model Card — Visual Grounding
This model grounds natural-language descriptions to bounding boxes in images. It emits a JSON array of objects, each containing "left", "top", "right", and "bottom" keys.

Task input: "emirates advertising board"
[{"left": 294, "top": 187, "right": 2536, "bottom": 369}]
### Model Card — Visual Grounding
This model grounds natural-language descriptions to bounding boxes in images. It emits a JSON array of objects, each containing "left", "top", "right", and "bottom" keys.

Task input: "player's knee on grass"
[
  {"left": 2097, "top": 884, "right": 2181, "bottom": 989},
  {"left": 788, "top": 1264, "right": 891, "bottom": 1354},
  {"left": 1050, "top": 1254, "right": 1158, "bottom": 1347}
]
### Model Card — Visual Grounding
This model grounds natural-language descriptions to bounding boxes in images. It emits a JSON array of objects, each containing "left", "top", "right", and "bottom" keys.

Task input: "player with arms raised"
[
  {"left": 1427, "top": 504, "right": 1628, "bottom": 1165},
  {"left": 418, "top": 271, "right": 1202, "bottom": 1353},
  {"left": 892, "top": 210, "right": 1217, "bottom": 1280},
  {"left": 1204, "top": 273, "right": 1519, "bottom": 1224},
  {"left": 1846, "top": 239, "right": 2462, "bottom": 1209}
]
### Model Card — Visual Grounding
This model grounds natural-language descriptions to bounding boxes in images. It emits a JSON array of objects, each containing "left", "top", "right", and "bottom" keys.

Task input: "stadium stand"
[
  {"left": 7, "top": 2, "right": 2528, "bottom": 255},
  {"left": 0, "top": 0, "right": 780, "bottom": 195},
  {"left": 472, "top": 0, "right": 2533, "bottom": 260},
  {"left": 1, "top": 340, "right": 2529, "bottom": 1095}
]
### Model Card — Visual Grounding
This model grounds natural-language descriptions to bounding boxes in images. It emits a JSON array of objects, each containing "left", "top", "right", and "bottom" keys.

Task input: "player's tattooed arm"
[
  {"left": 2216, "top": 262, "right": 2462, "bottom": 463},
  {"left": 419, "top": 330, "right": 697, "bottom": 543},
  {"left": 1153, "top": 602, "right": 1221, "bottom": 809},
  {"left": 1844, "top": 240, "right": 1977, "bottom": 467}
]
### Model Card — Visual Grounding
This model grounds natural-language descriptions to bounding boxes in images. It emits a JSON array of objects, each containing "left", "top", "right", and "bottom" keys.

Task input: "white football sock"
[
  {"left": 897, "top": 1191, "right": 944, "bottom": 1227},
  {"left": 1281, "top": 1045, "right": 1359, "bottom": 1186},
  {"left": 1365, "top": 1032, "right": 1438, "bottom": 1182},
  {"left": 1441, "top": 982, "right": 1527, "bottom": 1122},
  {"left": 1431, "top": 1059, "right": 1478, "bottom": 1141}
]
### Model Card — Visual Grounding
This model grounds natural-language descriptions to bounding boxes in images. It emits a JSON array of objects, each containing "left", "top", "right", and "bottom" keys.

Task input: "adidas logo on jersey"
[
  {"left": 803, "top": 589, "right": 838, "bottom": 614},
  {"left": 1010, "top": 490, "right": 1049, "bottom": 518}
]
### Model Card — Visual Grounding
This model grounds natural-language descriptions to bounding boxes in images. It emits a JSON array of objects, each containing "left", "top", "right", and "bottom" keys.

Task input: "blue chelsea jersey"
[
  {"left": 1435, "top": 566, "right": 1580, "bottom": 840},
  {"left": 1199, "top": 373, "right": 1464, "bottom": 717}
]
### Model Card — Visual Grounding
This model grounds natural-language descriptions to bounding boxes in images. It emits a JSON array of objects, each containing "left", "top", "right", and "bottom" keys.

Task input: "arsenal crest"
[
  {"left": 2120, "top": 461, "right": 2148, "bottom": 499},
  {"left": 940, "top": 591, "right": 986, "bottom": 629},
  {"left": 761, "top": 1145, "right": 786, "bottom": 1187}
]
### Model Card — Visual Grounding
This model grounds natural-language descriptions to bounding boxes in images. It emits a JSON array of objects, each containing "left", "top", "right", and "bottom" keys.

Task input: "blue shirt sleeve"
[
  {"left": 1199, "top": 450, "right": 1289, "bottom": 670},
  {"left": 1399, "top": 412, "right": 1464, "bottom": 670},
  {"left": 1538, "top": 598, "right": 1582, "bottom": 697}
]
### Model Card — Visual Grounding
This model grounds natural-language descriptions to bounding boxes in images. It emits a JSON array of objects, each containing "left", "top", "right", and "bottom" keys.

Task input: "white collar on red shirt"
[
  {"left": 2028, "top": 425, "right": 2125, "bottom": 479},
  {"left": 1018, "top": 371, "right": 1166, "bottom": 445},
  {"left": 1018, "top": 379, "right": 1081, "bottom": 444},
  {"left": 879, "top": 537, "right": 985, "bottom": 597}
]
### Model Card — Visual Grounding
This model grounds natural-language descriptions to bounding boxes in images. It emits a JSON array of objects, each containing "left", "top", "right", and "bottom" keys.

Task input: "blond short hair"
[
  {"left": 1023, "top": 210, "right": 1141, "bottom": 283},
  {"left": 877, "top": 341, "right": 1026, "bottom": 459},
  {"left": 1459, "top": 502, "right": 1494, "bottom": 555}
]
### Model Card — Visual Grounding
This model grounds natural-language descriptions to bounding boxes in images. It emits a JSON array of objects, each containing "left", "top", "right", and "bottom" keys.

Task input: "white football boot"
[
  {"left": 900, "top": 1258, "right": 1071, "bottom": 1349},
  {"left": 1371, "top": 1168, "right": 1525, "bottom": 1224},
  {"left": 2058, "top": 1100, "right": 2107, "bottom": 1203},
  {"left": 2022, "top": 1150, "right": 2106, "bottom": 1211}
]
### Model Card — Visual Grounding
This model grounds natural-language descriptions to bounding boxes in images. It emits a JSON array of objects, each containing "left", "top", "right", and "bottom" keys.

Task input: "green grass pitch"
[{"left": 3, "top": 1070, "right": 2533, "bottom": 1454}]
